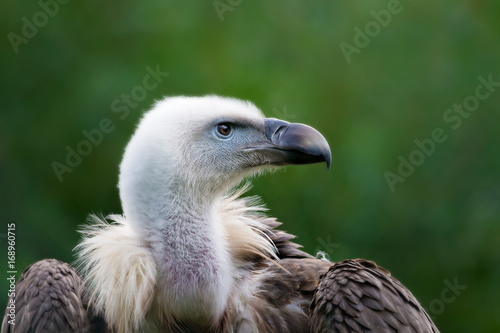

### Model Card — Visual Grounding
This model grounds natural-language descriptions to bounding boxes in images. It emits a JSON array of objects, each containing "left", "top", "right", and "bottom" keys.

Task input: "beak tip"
[{"left": 324, "top": 151, "right": 332, "bottom": 170}]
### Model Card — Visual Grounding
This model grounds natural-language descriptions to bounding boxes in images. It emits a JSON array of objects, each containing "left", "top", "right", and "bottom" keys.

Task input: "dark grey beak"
[{"left": 252, "top": 118, "right": 332, "bottom": 169}]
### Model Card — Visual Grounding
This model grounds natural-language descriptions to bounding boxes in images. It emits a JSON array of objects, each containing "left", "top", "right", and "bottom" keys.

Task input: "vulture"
[{"left": 2, "top": 96, "right": 439, "bottom": 332}]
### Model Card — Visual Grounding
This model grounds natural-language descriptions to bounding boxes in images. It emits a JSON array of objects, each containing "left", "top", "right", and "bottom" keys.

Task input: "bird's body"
[{"left": 2, "top": 96, "right": 438, "bottom": 332}]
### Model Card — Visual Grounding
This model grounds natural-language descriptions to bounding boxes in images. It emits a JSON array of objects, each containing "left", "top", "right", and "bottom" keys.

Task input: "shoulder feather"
[
  {"left": 1, "top": 259, "right": 96, "bottom": 333},
  {"left": 75, "top": 215, "right": 157, "bottom": 332}
]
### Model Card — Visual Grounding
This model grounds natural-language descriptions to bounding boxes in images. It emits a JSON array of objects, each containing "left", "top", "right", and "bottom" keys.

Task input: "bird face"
[
  {"left": 187, "top": 116, "right": 332, "bottom": 176},
  {"left": 170, "top": 97, "right": 331, "bottom": 189}
]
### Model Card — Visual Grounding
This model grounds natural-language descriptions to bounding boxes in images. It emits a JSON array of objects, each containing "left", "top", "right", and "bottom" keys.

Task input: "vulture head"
[{"left": 119, "top": 95, "right": 331, "bottom": 235}]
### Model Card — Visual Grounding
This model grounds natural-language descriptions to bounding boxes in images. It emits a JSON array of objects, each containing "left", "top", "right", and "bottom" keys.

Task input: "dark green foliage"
[{"left": 1, "top": 1, "right": 499, "bottom": 331}]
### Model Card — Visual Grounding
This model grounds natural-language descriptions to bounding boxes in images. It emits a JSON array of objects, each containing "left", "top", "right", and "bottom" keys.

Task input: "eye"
[{"left": 215, "top": 123, "right": 233, "bottom": 138}]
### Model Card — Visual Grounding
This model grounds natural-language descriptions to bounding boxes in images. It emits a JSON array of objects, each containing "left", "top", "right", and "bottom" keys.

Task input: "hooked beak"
[{"left": 247, "top": 118, "right": 332, "bottom": 169}]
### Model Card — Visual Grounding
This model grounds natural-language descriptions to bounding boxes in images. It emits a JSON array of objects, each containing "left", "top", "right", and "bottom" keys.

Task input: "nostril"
[
  {"left": 264, "top": 118, "right": 291, "bottom": 143},
  {"left": 272, "top": 125, "right": 288, "bottom": 142}
]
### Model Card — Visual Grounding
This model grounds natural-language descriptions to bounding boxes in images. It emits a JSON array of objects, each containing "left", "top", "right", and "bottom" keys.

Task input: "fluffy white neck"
[
  {"left": 120, "top": 160, "right": 234, "bottom": 326},
  {"left": 146, "top": 188, "right": 232, "bottom": 325}
]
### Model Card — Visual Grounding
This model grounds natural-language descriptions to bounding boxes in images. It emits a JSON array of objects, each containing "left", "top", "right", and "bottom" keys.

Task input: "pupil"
[{"left": 219, "top": 124, "right": 230, "bottom": 136}]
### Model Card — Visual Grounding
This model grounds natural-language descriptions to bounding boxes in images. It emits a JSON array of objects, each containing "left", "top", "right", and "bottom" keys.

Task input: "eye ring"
[{"left": 215, "top": 123, "right": 233, "bottom": 138}]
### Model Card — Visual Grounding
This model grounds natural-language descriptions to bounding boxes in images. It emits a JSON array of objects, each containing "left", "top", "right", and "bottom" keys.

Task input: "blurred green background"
[{"left": 1, "top": 1, "right": 499, "bottom": 331}]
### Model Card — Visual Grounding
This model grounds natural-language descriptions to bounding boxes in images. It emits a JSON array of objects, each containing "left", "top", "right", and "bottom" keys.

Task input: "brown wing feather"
[
  {"left": 310, "top": 259, "right": 439, "bottom": 333},
  {"left": 1, "top": 259, "right": 107, "bottom": 333},
  {"left": 247, "top": 258, "right": 331, "bottom": 332}
]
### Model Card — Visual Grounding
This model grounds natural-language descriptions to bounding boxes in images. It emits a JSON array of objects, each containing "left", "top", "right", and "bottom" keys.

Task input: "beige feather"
[{"left": 75, "top": 215, "right": 157, "bottom": 332}]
